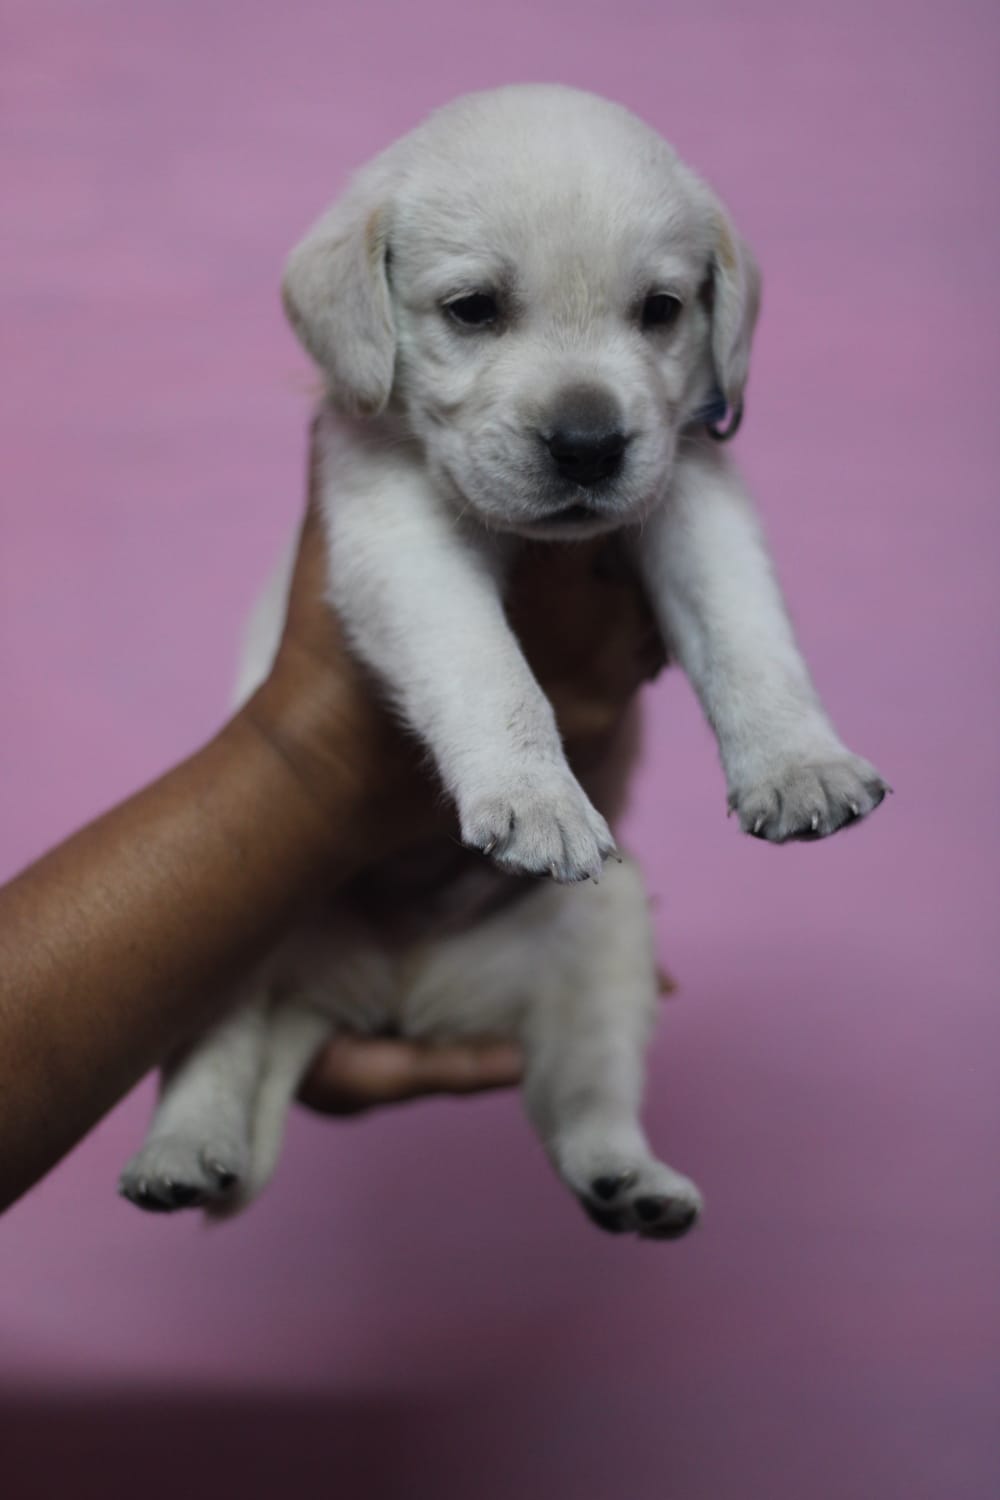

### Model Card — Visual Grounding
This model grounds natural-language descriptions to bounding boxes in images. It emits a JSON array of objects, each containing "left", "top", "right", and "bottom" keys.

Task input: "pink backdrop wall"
[{"left": 2, "top": 3, "right": 997, "bottom": 1496}]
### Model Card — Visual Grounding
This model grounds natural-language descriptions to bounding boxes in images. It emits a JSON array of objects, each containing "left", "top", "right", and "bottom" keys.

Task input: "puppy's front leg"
[
  {"left": 323, "top": 437, "right": 615, "bottom": 881},
  {"left": 636, "top": 444, "right": 888, "bottom": 841}
]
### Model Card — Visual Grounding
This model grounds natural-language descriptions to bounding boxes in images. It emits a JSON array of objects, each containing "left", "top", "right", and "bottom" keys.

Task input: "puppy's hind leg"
[
  {"left": 120, "top": 996, "right": 271, "bottom": 1213},
  {"left": 119, "top": 994, "right": 334, "bottom": 1217},
  {"left": 219, "top": 1001, "right": 333, "bottom": 1216},
  {"left": 521, "top": 859, "right": 703, "bottom": 1241}
]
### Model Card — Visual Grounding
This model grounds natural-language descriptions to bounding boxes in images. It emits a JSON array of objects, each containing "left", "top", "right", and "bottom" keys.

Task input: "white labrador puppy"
[{"left": 121, "top": 86, "right": 886, "bottom": 1239}]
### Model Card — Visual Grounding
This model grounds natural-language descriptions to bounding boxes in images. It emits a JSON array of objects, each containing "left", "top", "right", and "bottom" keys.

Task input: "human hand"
[{"left": 298, "top": 1035, "right": 523, "bottom": 1115}]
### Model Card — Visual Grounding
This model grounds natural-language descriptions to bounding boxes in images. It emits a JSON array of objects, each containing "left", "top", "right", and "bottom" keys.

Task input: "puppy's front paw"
[
  {"left": 119, "top": 1133, "right": 248, "bottom": 1213},
  {"left": 730, "top": 748, "right": 889, "bottom": 843},
  {"left": 461, "top": 762, "right": 616, "bottom": 883}
]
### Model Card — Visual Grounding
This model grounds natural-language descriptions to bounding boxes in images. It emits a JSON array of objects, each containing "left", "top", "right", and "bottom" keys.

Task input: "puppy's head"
[{"left": 283, "top": 85, "right": 760, "bottom": 537}]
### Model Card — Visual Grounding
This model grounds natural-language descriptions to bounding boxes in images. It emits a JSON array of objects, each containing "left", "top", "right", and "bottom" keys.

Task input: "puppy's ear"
[
  {"left": 282, "top": 167, "right": 395, "bottom": 418},
  {"left": 704, "top": 211, "right": 761, "bottom": 438}
]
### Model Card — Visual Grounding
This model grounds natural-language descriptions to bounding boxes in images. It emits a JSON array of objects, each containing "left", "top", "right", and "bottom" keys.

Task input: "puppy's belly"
[
  {"left": 277, "top": 842, "right": 588, "bottom": 1047},
  {"left": 275, "top": 710, "right": 641, "bottom": 1042},
  {"left": 359, "top": 848, "right": 543, "bottom": 1040}
]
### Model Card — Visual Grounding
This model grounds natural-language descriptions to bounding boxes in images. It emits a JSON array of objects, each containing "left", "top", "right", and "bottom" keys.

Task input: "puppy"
[{"left": 120, "top": 86, "right": 886, "bottom": 1239}]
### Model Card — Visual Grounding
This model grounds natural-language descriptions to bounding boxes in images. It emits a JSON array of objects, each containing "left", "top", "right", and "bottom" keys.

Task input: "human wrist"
[{"left": 235, "top": 643, "right": 390, "bottom": 862}]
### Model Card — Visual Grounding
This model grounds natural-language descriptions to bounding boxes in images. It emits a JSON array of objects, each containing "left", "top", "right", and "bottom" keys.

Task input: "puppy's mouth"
[
  {"left": 440, "top": 460, "right": 627, "bottom": 539},
  {"left": 517, "top": 501, "right": 620, "bottom": 539},
  {"left": 538, "top": 503, "right": 595, "bottom": 526}
]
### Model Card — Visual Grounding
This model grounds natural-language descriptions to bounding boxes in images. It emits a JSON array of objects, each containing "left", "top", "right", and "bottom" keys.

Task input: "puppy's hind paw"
[
  {"left": 556, "top": 1133, "right": 703, "bottom": 1242},
  {"left": 119, "top": 1134, "right": 248, "bottom": 1214}
]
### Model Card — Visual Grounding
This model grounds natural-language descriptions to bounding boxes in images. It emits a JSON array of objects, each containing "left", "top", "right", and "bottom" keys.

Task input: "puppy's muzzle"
[{"left": 541, "top": 385, "right": 628, "bottom": 489}]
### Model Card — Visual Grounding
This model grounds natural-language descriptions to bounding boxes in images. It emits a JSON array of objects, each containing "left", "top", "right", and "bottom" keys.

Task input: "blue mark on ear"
[
  {"left": 687, "top": 385, "right": 743, "bottom": 441},
  {"left": 693, "top": 386, "right": 728, "bottom": 428}
]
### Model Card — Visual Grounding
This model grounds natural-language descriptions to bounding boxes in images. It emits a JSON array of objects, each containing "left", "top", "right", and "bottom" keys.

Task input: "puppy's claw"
[{"left": 207, "top": 1161, "right": 237, "bottom": 1189}]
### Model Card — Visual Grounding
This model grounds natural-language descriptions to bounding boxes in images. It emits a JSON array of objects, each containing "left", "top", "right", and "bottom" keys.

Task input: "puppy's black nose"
[
  {"left": 544, "top": 386, "right": 627, "bottom": 488},
  {"left": 547, "top": 427, "right": 626, "bottom": 486}
]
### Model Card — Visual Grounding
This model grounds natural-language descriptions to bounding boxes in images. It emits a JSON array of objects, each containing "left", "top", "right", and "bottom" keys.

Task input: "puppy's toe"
[
  {"left": 591, "top": 1170, "right": 638, "bottom": 1202},
  {"left": 633, "top": 1195, "right": 700, "bottom": 1238}
]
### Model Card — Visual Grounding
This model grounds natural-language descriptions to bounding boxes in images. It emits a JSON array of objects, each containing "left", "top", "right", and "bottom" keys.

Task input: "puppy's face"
[
  {"left": 284, "top": 87, "right": 760, "bottom": 538},
  {"left": 388, "top": 164, "right": 715, "bottom": 539}
]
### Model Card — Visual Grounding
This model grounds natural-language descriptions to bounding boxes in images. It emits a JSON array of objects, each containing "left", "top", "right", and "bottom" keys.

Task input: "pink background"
[{"left": 2, "top": 2, "right": 998, "bottom": 1496}]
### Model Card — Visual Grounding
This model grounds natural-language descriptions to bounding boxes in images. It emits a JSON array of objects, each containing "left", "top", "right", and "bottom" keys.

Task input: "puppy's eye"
[
  {"left": 641, "top": 292, "right": 682, "bottom": 331},
  {"left": 446, "top": 292, "right": 499, "bottom": 328}
]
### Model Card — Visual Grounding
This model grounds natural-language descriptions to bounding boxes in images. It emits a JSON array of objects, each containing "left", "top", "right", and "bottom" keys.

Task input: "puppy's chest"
[{"left": 342, "top": 840, "right": 538, "bottom": 948}]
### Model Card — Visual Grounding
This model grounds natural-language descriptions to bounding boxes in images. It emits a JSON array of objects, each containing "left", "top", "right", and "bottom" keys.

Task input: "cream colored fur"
[{"left": 120, "top": 87, "right": 885, "bottom": 1239}]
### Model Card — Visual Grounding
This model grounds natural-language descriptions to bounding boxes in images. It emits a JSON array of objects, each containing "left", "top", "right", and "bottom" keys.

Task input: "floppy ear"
[
  {"left": 704, "top": 213, "right": 761, "bottom": 440},
  {"left": 282, "top": 168, "right": 395, "bottom": 418}
]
